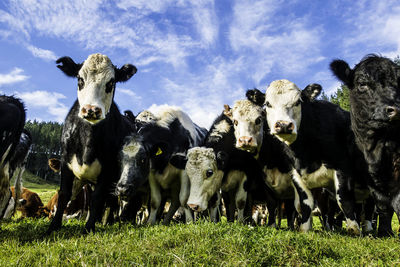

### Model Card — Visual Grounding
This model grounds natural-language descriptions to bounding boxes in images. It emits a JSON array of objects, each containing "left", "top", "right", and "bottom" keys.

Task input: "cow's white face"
[
  {"left": 185, "top": 147, "right": 224, "bottom": 212},
  {"left": 230, "top": 100, "right": 265, "bottom": 154},
  {"left": 77, "top": 54, "right": 116, "bottom": 124},
  {"left": 264, "top": 79, "right": 302, "bottom": 145}
]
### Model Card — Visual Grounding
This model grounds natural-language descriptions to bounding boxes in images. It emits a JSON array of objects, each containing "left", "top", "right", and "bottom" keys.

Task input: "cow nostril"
[{"left": 188, "top": 204, "right": 199, "bottom": 211}]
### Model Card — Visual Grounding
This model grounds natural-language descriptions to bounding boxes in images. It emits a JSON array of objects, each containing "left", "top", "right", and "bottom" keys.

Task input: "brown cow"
[{"left": 11, "top": 186, "right": 46, "bottom": 218}]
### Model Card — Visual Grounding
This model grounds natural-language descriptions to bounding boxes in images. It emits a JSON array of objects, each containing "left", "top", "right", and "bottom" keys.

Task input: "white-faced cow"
[
  {"left": 330, "top": 55, "right": 400, "bottom": 237},
  {"left": 47, "top": 53, "right": 137, "bottom": 234},
  {"left": 115, "top": 106, "right": 207, "bottom": 225},
  {"left": 261, "top": 79, "right": 366, "bottom": 234},
  {"left": 228, "top": 98, "right": 296, "bottom": 227},
  {"left": 0, "top": 95, "right": 26, "bottom": 219},
  {"left": 172, "top": 109, "right": 277, "bottom": 223}
]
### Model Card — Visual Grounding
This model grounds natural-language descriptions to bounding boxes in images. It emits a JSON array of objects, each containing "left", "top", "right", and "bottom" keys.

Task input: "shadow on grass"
[{"left": 0, "top": 218, "right": 132, "bottom": 244}]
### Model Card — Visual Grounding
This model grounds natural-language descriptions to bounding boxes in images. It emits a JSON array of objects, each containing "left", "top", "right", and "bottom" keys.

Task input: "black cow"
[
  {"left": 330, "top": 54, "right": 400, "bottom": 236},
  {"left": 115, "top": 107, "right": 207, "bottom": 225},
  {"left": 258, "top": 79, "right": 370, "bottom": 235},
  {"left": 47, "top": 53, "right": 137, "bottom": 233},
  {"left": 0, "top": 95, "right": 26, "bottom": 219}
]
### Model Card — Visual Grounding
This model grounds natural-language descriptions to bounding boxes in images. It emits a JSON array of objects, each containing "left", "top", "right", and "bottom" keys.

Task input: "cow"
[
  {"left": 171, "top": 109, "right": 277, "bottom": 223},
  {"left": 226, "top": 97, "right": 296, "bottom": 228},
  {"left": 44, "top": 185, "right": 92, "bottom": 220},
  {"left": 0, "top": 95, "right": 26, "bottom": 219},
  {"left": 330, "top": 54, "right": 400, "bottom": 237},
  {"left": 115, "top": 106, "right": 207, "bottom": 225},
  {"left": 256, "top": 79, "right": 370, "bottom": 235},
  {"left": 47, "top": 53, "right": 137, "bottom": 234},
  {"left": 11, "top": 186, "right": 45, "bottom": 218}
]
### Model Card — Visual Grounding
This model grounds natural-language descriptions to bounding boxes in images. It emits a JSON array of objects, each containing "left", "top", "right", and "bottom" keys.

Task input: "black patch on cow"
[
  {"left": 246, "top": 88, "right": 265, "bottom": 106},
  {"left": 56, "top": 57, "right": 83, "bottom": 77}
]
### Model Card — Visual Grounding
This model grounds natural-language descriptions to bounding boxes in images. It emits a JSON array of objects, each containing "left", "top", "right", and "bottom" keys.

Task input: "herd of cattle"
[{"left": 1, "top": 53, "right": 400, "bottom": 237}]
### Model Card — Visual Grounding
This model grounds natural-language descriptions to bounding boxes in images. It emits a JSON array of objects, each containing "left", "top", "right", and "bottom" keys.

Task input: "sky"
[{"left": 1, "top": 0, "right": 400, "bottom": 128}]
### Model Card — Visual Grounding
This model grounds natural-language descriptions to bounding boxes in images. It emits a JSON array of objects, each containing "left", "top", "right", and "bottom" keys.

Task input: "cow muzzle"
[
  {"left": 80, "top": 104, "right": 103, "bottom": 122},
  {"left": 274, "top": 120, "right": 295, "bottom": 134},
  {"left": 115, "top": 183, "right": 133, "bottom": 199},
  {"left": 237, "top": 136, "right": 257, "bottom": 153},
  {"left": 386, "top": 106, "right": 400, "bottom": 121}
]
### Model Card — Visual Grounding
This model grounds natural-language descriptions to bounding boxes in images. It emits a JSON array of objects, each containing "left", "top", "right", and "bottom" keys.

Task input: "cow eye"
[
  {"left": 265, "top": 101, "right": 272, "bottom": 108},
  {"left": 78, "top": 77, "right": 84, "bottom": 91},
  {"left": 206, "top": 169, "right": 213, "bottom": 178},
  {"left": 233, "top": 120, "right": 238, "bottom": 126},
  {"left": 358, "top": 83, "right": 369, "bottom": 92},
  {"left": 106, "top": 79, "right": 115, "bottom": 93},
  {"left": 255, "top": 117, "right": 262, "bottom": 125}
]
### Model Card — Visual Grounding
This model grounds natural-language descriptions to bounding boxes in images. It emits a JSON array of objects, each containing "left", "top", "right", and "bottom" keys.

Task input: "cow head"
[
  {"left": 227, "top": 100, "right": 266, "bottom": 154},
  {"left": 56, "top": 53, "right": 137, "bottom": 124},
  {"left": 182, "top": 147, "right": 227, "bottom": 212},
  {"left": 264, "top": 79, "right": 321, "bottom": 145},
  {"left": 115, "top": 132, "right": 170, "bottom": 199},
  {"left": 330, "top": 55, "right": 400, "bottom": 130}
]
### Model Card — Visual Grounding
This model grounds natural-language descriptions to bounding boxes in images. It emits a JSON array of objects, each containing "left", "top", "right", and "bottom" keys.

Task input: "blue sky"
[{"left": 1, "top": 0, "right": 400, "bottom": 127}]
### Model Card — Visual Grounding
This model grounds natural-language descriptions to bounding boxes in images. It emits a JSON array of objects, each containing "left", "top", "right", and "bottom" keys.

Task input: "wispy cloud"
[
  {"left": 26, "top": 45, "right": 57, "bottom": 61},
  {"left": 0, "top": 68, "right": 29, "bottom": 86},
  {"left": 16, "top": 90, "right": 68, "bottom": 122}
]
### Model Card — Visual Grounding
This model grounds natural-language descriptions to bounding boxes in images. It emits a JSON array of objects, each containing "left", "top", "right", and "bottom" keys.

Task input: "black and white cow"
[
  {"left": 260, "top": 79, "right": 364, "bottom": 234},
  {"left": 173, "top": 109, "right": 276, "bottom": 223},
  {"left": 47, "top": 53, "right": 137, "bottom": 233},
  {"left": 115, "top": 106, "right": 207, "bottom": 225},
  {"left": 9, "top": 129, "right": 32, "bottom": 215},
  {"left": 0, "top": 95, "right": 26, "bottom": 219},
  {"left": 228, "top": 98, "right": 296, "bottom": 227},
  {"left": 330, "top": 55, "right": 400, "bottom": 236}
]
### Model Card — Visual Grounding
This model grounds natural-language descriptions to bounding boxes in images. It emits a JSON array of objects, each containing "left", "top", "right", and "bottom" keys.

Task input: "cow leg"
[
  {"left": 85, "top": 179, "right": 109, "bottom": 233},
  {"left": 235, "top": 178, "right": 247, "bottom": 223},
  {"left": 163, "top": 184, "right": 181, "bottom": 225},
  {"left": 334, "top": 171, "right": 360, "bottom": 235},
  {"left": 209, "top": 192, "right": 221, "bottom": 222},
  {"left": 148, "top": 177, "right": 162, "bottom": 225},
  {"left": 361, "top": 196, "right": 375, "bottom": 234},
  {"left": 179, "top": 171, "right": 193, "bottom": 223},
  {"left": 47, "top": 165, "right": 74, "bottom": 234},
  {"left": 292, "top": 170, "right": 314, "bottom": 232},
  {"left": 285, "top": 199, "right": 296, "bottom": 230}
]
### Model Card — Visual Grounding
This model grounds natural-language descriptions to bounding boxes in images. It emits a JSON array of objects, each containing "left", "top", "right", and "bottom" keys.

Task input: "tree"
[
  {"left": 24, "top": 120, "right": 63, "bottom": 182},
  {"left": 329, "top": 85, "right": 350, "bottom": 111}
]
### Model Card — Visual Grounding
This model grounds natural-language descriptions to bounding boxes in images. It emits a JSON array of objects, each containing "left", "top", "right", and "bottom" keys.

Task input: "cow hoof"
[
  {"left": 346, "top": 219, "right": 361, "bottom": 236},
  {"left": 377, "top": 229, "right": 394, "bottom": 238}
]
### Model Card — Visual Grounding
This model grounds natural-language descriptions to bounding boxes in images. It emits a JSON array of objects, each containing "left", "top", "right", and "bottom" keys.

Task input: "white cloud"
[
  {"left": 0, "top": 68, "right": 29, "bottom": 86},
  {"left": 26, "top": 45, "right": 57, "bottom": 61},
  {"left": 229, "top": 0, "right": 323, "bottom": 83},
  {"left": 16, "top": 90, "right": 68, "bottom": 122}
]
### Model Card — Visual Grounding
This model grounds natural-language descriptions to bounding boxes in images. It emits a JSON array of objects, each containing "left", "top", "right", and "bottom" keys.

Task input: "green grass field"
[{"left": 2, "top": 172, "right": 400, "bottom": 266}]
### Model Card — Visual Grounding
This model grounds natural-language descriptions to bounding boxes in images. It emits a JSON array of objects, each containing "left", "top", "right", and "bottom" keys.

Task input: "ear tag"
[{"left": 156, "top": 147, "right": 163, "bottom": 156}]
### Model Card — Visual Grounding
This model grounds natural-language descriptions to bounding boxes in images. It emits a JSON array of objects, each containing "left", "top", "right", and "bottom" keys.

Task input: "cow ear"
[
  {"left": 216, "top": 151, "right": 229, "bottom": 170},
  {"left": 124, "top": 110, "right": 136, "bottom": 123},
  {"left": 246, "top": 88, "right": 265, "bottom": 106},
  {"left": 302, "top": 83, "right": 322, "bottom": 101},
  {"left": 330, "top": 59, "right": 354, "bottom": 88},
  {"left": 223, "top": 104, "right": 232, "bottom": 119},
  {"left": 115, "top": 64, "right": 137, "bottom": 82},
  {"left": 48, "top": 158, "right": 61, "bottom": 173},
  {"left": 56, "top": 57, "right": 82, "bottom": 77},
  {"left": 170, "top": 154, "right": 188, "bottom": 170}
]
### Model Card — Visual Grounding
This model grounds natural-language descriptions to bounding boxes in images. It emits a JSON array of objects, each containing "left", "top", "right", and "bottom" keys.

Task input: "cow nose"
[
  {"left": 188, "top": 204, "right": 200, "bottom": 211},
  {"left": 81, "top": 105, "right": 102, "bottom": 119},
  {"left": 274, "top": 121, "right": 294, "bottom": 134},
  {"left": 116, "top": 184, "right": 129, "bottom": 196},
  {"left": 238, "top": 136, "right": 253, "bottom": 146},
  {"left": 386, "top": 106, "right": 400, "bottom": 121}
]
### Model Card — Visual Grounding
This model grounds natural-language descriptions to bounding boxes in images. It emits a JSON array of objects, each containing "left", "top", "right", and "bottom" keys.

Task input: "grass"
[{"left": 1, "top": 172, "right": 400, "bottom": 266}]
